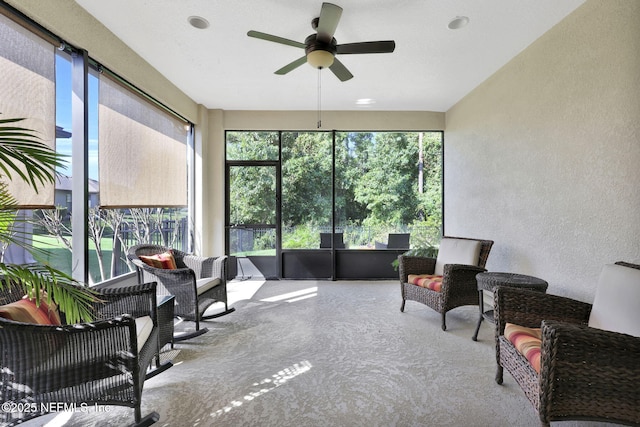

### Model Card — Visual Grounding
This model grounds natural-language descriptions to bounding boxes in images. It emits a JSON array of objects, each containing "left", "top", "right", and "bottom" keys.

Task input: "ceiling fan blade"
[
  {"left": 275, "top": 56, "right": 308, "bottom": 75},
  {"left": 336, "top": 41, "right": 396, "bottom": 55},
  {"left": 329, "top": 58, "right": 353, "bottom": 82},
  {"left": 316, "top": 2, "right": 343, "bottom": 43},
  {"left": 247, "top": 30, "right": 306, "bottom": 49}
]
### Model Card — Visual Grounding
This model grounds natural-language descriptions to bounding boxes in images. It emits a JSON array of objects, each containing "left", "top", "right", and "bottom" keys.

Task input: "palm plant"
[{"left": 0, "top": 116, "right": 96, "bottom": 323}]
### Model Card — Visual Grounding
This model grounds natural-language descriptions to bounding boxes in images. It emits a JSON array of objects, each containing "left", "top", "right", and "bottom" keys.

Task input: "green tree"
[
  {"left": 354, "top": 132, "right": 420, "bottom": 226},
  {"left": 335, "top": 132, "right": 370, "bottom": 224},
  {"left": 281, "top": 132, "right": 332, "bottom": 226}
]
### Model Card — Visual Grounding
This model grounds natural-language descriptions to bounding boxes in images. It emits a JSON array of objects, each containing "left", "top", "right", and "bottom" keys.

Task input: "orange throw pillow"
[
  {"left": 0, "top": 296, "right": 62, "bottom": 325},
  {"left": 139, "top": 250, "right": 177, "bottom": 269}
]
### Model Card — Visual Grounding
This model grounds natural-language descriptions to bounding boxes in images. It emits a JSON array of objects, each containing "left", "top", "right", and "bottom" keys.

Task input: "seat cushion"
[
  {"left": 135, "top": 315, "right": 154, "bottom": 353},
  {"left": 434, "top": 238, "right": 482, "bottom": 276},
  {"left": 139, "top": 250, "right": 177, "bottom": 269},
  {"left": 0, "top": 296, "right": 61, "bottom": 325},
  {"left": 408, "top": 274, "right": 443, "bottom": 292},
  {"left": 588, "top": 263, "right": 640, "bottom": 337},
  {"left": 504, "top": 322, "right": 542, "bottom": 374},
  {"left": 196, "top": 277, "right": 221, "bottom": 296}
]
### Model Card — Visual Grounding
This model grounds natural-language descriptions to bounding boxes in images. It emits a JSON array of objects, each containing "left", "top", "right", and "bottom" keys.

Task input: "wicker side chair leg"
[
  {"left": 441, "top": 312, "right": 447, "bottom": 331},
  {"left": 495, "top": 365, "right": 503, "bottom": 384},
  {"left": 400, "top": 299, "right": 406, "bottom": 312}
]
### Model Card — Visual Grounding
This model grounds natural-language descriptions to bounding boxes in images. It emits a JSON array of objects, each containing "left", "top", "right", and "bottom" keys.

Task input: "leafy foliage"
[
  {"left": 0, "top": 263, "right": 97, "bottom": 324},
  {"left": 227, "top": 131, "right": 443, "bottom": 252},
  {"left": 0, "top": 116, "right": 96, "bottom": 322},
  {"left": 0, "top": 117, "right": 66, "bottom": 191}
]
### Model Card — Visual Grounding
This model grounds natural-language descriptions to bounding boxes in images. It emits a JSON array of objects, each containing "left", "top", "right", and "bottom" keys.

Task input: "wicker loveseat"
[
  {"left": 398, "top": 236, "right": 494, "bottom": 330},
  {"left": 127, "top": 244, "right": 234, "bottom": 341},
  {"left": 494, "top": 261, "right": 640, "bottom": 426},
  {"left": 0, "top": 281, "right": 169, "bottom": 426}
]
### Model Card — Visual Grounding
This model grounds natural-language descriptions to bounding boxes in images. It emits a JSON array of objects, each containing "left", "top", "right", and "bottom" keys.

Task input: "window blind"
[
  {"left": 0, "top": 13, "right": 56, "bottom": 208},
  {"left": 98, "top": 75, "right": 188, "bottom": 208}
]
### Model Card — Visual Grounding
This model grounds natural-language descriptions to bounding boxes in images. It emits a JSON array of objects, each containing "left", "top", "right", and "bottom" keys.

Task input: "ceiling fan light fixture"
[
  {"left": 448, "top": 16, "right": 469, "bottom": 30},
  {"left": 307, "top": 50, "right": 335, "bottom": 69}
]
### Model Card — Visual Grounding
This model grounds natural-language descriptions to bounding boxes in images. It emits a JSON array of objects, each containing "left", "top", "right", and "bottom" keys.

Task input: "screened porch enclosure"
[{"left": 225, "top": 131, "right": 443, "bottom": 280}]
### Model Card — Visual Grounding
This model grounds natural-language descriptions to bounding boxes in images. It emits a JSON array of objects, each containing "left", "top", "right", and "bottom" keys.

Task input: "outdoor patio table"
[{"left": 472, "top": 272, "right": 548, "bottom": 341}]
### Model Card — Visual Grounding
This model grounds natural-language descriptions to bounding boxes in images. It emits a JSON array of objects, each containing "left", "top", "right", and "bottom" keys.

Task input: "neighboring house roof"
[
  {"left": 55, "top": 175, "right": 99, "bottom": 193},
  {"left": 55, "top": 126, "right": 71, "bottom": 138}
]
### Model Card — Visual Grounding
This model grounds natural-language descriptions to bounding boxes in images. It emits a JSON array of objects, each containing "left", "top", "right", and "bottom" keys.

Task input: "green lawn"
[{"left": 32, "top": 235, "right": 127, "bottom": 284}]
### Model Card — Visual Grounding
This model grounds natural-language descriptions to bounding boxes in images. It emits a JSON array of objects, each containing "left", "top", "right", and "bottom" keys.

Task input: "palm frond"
[
  {"left": 0, "top": 263, "right": 98, "bottom": 323},
  {"left": 0, "top": 117, "right": 68, "bottom": 191},
  {"left": 0, "top": 116, "right": 96, "bottom": 324}
]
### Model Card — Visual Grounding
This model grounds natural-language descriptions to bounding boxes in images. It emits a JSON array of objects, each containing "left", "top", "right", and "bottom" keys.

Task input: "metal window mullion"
[
  {"left": 71, "top": 49, "right": 89, "bottom": 284},
  {"left": 187, "top": 124, "right": 195, "bottom": 253}
]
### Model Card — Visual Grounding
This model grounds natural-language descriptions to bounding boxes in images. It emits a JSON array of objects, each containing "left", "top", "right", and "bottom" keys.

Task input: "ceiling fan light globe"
[{"left": 307, "top": 50, "right": 334, "bottom": 69}]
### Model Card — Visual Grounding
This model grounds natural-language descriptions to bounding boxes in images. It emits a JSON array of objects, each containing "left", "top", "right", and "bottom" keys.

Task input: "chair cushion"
[
  {"left": 504, "top": 322, "right": 542, "bottom": 373},
  {"left": 196, "top": 277, "right": 221, "bottom": 296},
  {"left": 134, "top": 315, "right": 154, "bottom": 353},
  {"left": 408, "top": 274, "right": 443, "bottom": 292},
  {"left": 434, "top": 238, "right": 482, "bottom": 276},
  {"left": 139, "top": 250, "right": 177, "bottom": 270},
  {"left": 588, "top": 263, "right": 640, "bottom": 337},
  {"left": 0, "top": 296, "right": 61, "bottom": 325}
]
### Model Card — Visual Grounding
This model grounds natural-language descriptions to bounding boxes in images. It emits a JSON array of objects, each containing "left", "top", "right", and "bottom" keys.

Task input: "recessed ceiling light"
[
  {"left": 448, "top": 16, "right": 469, "bottom": 30},
  {"left": 356, "top": 98, "right": 376, "bottom": 106},
  {"left": 188, "top": 16, "right": 209, "bottom": 29}
]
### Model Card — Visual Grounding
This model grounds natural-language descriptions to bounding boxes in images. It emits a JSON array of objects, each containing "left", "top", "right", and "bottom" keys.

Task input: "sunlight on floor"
[
  {"left": 260, "top": 287, "right": 318, "bottom": 303},
  {"left": 226, "top": 279, "right": 266, "bottom": 306},
  {"left": 209, "top": 360, "right": 313, "bottom": 420}
]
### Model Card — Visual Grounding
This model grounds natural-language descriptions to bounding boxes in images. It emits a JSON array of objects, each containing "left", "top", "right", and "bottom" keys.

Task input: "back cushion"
[
  {"left": 588, "top": 263, "right": 640, "bottom": 337},
  {"left": 434, "top": 238, "right": 482, "bottom": 276}
]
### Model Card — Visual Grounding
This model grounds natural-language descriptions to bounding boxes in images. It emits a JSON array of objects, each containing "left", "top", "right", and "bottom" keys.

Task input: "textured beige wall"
[{"left": 445, "top": 0, "right": 640, "bottom": 300}]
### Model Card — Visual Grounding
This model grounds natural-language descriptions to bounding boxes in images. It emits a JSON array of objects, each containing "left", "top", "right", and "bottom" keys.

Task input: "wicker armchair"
[
  {"left": 494, "top": 261, "right": 640, "bottom": 426},
  {"left": 127, "top": 244, "right": 234, "bottom": 341},
  {"left": 0, "top": 281, "right": 170, "bottom": 427},
  {"left": 398, "top": 236, "right": 493, "bottom": 330}
]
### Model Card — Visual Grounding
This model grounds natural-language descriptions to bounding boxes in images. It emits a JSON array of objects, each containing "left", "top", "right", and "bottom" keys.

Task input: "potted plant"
[
  {"left": 0, "top": 116, "right": 95, "bottom": 323},
  {"left": 391, "top": 232, "right": 438, "bottom": 271}
]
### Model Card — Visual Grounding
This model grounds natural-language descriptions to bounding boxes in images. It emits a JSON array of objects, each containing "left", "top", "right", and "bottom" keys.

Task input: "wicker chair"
[
  {"left": 0, "top": 281, "right": 170, "bottom": 427},
  {"left": 127, "top": 244, "right": 234, "bottom": 341},
  {"left": 494, "top": 261, "right": 640, "bottom": 426},
  {"left": 398, "top": 236, "right": 493, "bottom": 330}
]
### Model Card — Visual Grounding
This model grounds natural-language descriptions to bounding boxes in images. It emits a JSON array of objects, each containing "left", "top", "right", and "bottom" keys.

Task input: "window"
[
  {"left": 225, "top": 130, "right": 443, "bottom": 279},
  {"left": 0, "top": 8, "right": 193, "bottom": 284}
]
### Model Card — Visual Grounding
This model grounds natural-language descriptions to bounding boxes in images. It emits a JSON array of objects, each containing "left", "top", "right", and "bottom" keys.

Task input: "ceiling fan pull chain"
[{"left": 317, "top": 68, "right": 322, "bottom": 129}]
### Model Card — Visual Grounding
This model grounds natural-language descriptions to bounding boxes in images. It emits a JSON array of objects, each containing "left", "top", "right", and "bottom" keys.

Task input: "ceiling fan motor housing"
[{"left": 304, "top": 34, "right": 337, "bottom": 56}]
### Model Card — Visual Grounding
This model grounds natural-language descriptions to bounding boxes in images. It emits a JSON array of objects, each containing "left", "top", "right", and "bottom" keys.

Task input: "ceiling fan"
[{"left": 247, "top": 2, "right": 396, "bottom": 82}]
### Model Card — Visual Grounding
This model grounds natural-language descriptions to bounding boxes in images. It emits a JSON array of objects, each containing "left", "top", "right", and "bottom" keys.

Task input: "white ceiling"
[{"left": 74, "top": 0, "right": 585, "bottom": 112}]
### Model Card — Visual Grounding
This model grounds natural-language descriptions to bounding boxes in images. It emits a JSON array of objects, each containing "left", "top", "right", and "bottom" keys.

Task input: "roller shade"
[
  {"left": 0, "top": 13, "right": 56, "bottom": 208},
  {"left": 98, "top": 75, "right": 188, "bottom": 208}
]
